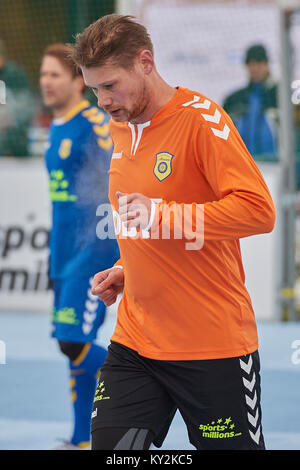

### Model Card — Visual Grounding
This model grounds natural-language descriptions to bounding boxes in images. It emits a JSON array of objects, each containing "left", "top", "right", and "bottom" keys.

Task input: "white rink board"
[
  {"left": 240, "top": 163, "right": 283, "bottom": 321},
  {"left": 0, "top": 158, "right": 52, "bottom": 312}
]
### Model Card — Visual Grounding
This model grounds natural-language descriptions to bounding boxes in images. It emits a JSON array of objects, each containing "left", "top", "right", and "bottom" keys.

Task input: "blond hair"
[{"left": 72, "top": 14, "right": 153, "bottom": 69}]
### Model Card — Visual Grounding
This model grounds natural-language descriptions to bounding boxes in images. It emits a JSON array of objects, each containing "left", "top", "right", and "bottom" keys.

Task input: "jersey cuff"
[{"left": 143, "top": 199, "right": 157, "bottom": 231}]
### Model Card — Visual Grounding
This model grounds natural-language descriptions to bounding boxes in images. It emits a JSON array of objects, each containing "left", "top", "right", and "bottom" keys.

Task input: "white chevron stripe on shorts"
[
  {"left": 82, "top": 278, "right": 99, "bottom": 335},
  {"left": 240, "top": 354, "right": 262, "bottom": 446}
]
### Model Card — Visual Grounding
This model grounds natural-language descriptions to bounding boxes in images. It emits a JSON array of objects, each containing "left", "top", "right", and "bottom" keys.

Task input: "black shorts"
[{"left": 91, "top": 341, "right": 265, "bottom": 450}]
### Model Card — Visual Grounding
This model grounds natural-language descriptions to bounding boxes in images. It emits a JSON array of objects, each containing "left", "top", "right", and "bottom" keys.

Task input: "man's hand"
[
  {"left": 116, "top": 192, "right": 152, "bottom": 230},
  {"left": 91, "top": 266, "right": 124, "bottom": 306}
]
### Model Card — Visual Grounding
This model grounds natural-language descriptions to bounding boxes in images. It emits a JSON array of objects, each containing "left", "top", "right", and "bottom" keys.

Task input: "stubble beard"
[{"left": 126, "top": 79, "right": 149, "bottom": 124}]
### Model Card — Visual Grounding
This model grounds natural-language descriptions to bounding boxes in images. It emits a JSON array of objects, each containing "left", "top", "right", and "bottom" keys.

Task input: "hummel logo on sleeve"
[{"left": 182, "top": 95, "right": 230, "bottom": 141}]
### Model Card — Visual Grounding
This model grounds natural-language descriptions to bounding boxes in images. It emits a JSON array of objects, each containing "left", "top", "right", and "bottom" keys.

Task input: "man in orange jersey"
[{"left": 72, "top": 14, "right": 275, "bottom": 450}]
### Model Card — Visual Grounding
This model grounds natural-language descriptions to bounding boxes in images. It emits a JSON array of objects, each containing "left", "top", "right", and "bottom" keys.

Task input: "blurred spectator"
[
  {"left": 223, "top": 44, "right": 279, "bottom": 160},
  {"left": 0, "top": 38, "right": 35, "bottom": 157}
]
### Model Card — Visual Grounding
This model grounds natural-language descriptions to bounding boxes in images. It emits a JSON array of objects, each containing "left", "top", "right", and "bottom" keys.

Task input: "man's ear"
[
  {"left": 75, "top": 75, "right": 86, "bottom": 94},
  {"left": 138, "top": 49, "right": 154, "bottom": 75}
]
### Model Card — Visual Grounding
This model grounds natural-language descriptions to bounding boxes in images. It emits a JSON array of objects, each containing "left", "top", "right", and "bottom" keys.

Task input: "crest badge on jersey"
[
  {"left": 153, "top": 152, "right": 174, "bottom": 182},
  {"left": 59, "top": 139, "right": 72, "bottom": 159}
]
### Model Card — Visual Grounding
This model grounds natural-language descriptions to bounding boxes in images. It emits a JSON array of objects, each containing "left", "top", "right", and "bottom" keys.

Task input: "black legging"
[
  {"left": 58, "top": 340, "right": 85, "bottom": 361},
  {"left": 91, "top": 427, "right": 154, "bottom": 450}
]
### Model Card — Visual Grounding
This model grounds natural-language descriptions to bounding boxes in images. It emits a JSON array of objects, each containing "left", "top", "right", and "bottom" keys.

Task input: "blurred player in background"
[
  {"left": 72, "top": 15, "right": 276, "bottom": 451},
  {"left": 40, "top": 43, "right": 119, "bottom": 450}
]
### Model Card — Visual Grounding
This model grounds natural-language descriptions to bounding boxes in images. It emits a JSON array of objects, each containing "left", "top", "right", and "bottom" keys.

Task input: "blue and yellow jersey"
[{"left": 45, "top": 100, "right": 119, "bottom": 279}]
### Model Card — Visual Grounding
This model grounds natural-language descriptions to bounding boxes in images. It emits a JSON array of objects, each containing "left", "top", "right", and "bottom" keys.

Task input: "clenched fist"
[
  {"left": 117, "top": 191, "right": 152, "bottom": 230},
  {"left": 91, "top": 266, "right": 124, "bottom": 306}
]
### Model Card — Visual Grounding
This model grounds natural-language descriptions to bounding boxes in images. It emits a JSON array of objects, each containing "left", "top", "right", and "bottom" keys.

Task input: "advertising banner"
[
  {"left": 0, "top": 158, "right": 52, "bottom": 312},
  {"left": 141, "top": 1, "right": 299, "bottom": 106}
]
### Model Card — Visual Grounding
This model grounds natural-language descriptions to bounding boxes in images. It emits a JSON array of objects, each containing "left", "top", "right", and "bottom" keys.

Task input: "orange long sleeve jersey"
[{"left": 108, "top": 87, "right": 276, "bottom": 361}]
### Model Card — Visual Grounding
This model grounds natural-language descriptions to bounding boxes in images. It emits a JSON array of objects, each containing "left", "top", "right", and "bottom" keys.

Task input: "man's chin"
[
  {"left": 111, "top": 116, "right": 128, "bottom": 123},
  {"left": 42, "top": 98, "right": 57, "bottom": 108}
]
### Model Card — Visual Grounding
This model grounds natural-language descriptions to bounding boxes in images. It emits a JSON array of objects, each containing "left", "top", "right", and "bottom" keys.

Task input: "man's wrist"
[{"left": 143, "top": 199, "right": 156, "bottom": 231}]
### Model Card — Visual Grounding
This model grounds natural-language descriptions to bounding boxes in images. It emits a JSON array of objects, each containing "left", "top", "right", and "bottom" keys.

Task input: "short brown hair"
[
  {"left": 43, "top": 43, "right": 82, "bottom": 78},
  {"left": 72, "top": 14, "right": 154, "bottom": 69}
]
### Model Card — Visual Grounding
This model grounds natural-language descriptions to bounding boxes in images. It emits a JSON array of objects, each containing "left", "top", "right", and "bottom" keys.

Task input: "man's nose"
[
  {"left": 97, "top": 91, "right": 113, "bottom": 109},
  {"left": 40, "top": 78, "right": 49, "bottom": 89}
]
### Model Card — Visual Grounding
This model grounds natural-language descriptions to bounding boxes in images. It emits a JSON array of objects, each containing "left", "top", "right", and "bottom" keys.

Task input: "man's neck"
[
  {"left": 131, "top": 73, "right": 176, "bottom": 124},
  {"left": 53, "top": 95, "right": 84, "bottom": 119}
]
